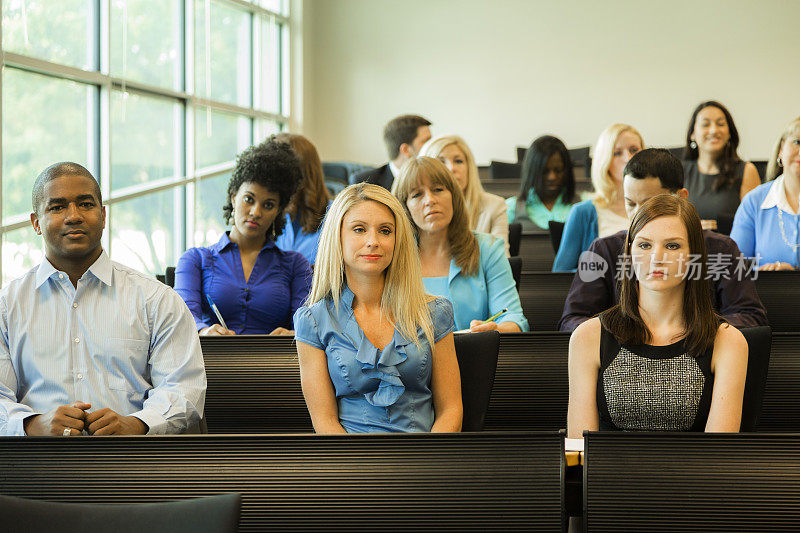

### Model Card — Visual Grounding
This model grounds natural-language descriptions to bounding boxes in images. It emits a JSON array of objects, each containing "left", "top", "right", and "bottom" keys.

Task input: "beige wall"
[{"left": 299, "top": 0, "right": 798, "bottom": 167}]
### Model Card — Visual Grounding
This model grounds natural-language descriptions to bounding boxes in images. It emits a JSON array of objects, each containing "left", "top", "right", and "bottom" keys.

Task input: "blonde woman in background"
[
  {"left": 553, "top": 123, "right": 644, "bottom": 271},
  {"left": 420, "top": 135, "right": 510, "bottom": 255},
  {"left": 294, "top": 183, "right": 462, "bottom": 433}
]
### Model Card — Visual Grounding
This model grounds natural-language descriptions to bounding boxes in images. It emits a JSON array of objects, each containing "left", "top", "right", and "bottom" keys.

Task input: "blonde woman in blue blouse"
[{"left": 294, "top": 183, "right": 462, "bottom": 433}]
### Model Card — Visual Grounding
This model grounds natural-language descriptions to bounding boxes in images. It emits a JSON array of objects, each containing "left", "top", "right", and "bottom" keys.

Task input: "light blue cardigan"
[
  {"left": 552, "top": 199, "right": 598, "bottom": 272},
  {"left": 423, "top": 232, "right": 529, "bottom": 331}
]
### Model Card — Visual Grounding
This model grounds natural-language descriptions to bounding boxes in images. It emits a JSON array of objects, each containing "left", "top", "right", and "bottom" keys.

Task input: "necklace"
[{"left": 776, "top": 207, "right": 800, "bottom": 251}]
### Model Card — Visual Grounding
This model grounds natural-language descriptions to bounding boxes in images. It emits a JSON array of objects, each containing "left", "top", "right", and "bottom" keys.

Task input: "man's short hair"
[
  {"left": 383, "top": 115, "right": 431, "bottom": 160},
  {"left": 622, "top": 148, "right": 684, "bottom": 191},
  {"left": 32, "top": 162, "right": 101, "bottom": 215}
]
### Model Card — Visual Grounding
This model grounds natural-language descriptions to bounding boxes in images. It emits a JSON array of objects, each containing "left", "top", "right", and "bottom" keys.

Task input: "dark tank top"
[
  {"left": 597, "top": 320, "right": 714, "bottom": 432},
  {"left": 683, "top": 159, "right": 746, "bottom": 221}
]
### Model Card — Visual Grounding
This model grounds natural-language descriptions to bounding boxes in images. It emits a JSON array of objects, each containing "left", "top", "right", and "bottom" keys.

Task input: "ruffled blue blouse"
[{"left": 293, "top": 287, "right": 455, "bottom": 433}]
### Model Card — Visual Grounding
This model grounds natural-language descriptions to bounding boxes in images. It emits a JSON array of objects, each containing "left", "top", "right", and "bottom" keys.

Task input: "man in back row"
[
  {"left": 560, "top": 148, "right": 768, "bottom": 331},
  {"left": 350, "top": 114, "right": 432, "bottom": 190},
  {"left": 0, "top": 162, "right": 206, "bottom": 436}
]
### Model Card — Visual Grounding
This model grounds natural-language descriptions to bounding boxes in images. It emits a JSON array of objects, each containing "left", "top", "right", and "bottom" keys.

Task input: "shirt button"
[
  {"left": 59, "top": 273, "right": 65, "bottom": 279},
  {"left": 77, "top": 373, "right": 83, "bottom": 380},
  {"left": 72, "top": 303, "right": 78, "bottom": 308},
  {"left": 74, "top": 338, "right": 80, "bottom": 343}
]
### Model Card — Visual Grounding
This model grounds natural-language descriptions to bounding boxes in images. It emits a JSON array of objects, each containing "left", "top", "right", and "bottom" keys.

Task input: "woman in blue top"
[
  {"left": 175, "top": 138, "right": 312, "bottom": 335},
  {"left": 731, "top": 116, "right": 800, "bottom": 271},
  {"left": 506, "top": 135, "right": 576, "bottom": 230},
  {"left": 394, "top": 157, "right": 529, "bottom": 333},
  {"left": 553, "top": 123, "right": 644, "bottom": 271},
  {"left": 273, "top": 133, "right": 331, "bottom": 265},
  {"left": 294, "top": 183, "right": 462, "bottom": 433}
]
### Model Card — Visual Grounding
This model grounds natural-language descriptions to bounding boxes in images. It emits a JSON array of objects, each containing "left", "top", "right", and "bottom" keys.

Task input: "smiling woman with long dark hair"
[
  {"left": 174, "top": 138, "right": 312, "bottom": 336},
  {"left": 567, "top": 194, "right": 747, "bottom": 437}
]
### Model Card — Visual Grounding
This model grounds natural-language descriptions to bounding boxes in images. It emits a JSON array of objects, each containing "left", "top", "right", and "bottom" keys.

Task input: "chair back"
[
  {"left": 454, "top": 331, "right": 500, "bottom": 432},
  {"left": 547, "top": 221, "right": 565, "bottom": 254},
  {"left": 165, "top": 266, "right": 176, "bottom": 288},
  {"left": 739, "top": 326, "right": 771, "bottom": 431},
  {"left": 0, "top": 493, "right": 240, "bottom": 533},
  {"left": 508, "top": 222, "right": 522, "bottom": 256},
  {"left": 489, "top": 160, "right": 521, "bottom": 180},
  {"left": 508, "top": 256, "right": 522, "bottom": 291}
]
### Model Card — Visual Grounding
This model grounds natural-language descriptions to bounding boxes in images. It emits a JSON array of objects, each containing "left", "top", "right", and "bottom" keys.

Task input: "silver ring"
[{"left": 63, "top": 427, "right": 71, "bottom": 436}]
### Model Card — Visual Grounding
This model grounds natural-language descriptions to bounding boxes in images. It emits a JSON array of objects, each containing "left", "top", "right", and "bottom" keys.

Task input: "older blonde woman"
[
  {"left": 553, "top": 123, "right": 644, "bottom": 271},
  {"left": 393, "top": 157, "right": 528, "bottom": 333},
  {"left": 294, "top": 183, "right": 462, "bottom": 433},
  {"left": 420, "top": 135, "right": 509, "bottom": 255}
]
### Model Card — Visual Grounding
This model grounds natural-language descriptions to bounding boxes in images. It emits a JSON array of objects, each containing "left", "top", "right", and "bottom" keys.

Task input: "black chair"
[
  {"left": 516, "top": 272, "right": 574, "bottom": 331},
  {"left": 484, "top": 332, "right": 571, "bottom": 431},
  {"left": 481, "top": 179, "right": 520, "bottom": 198},
  {"left": 508, "top": 222, "right": 522, "bottom": 257},
  {"left": 165, "top": 266, "right": 176, "bottom": 288},
  {"left": 518, "top": 231, "right": 556, "bottom": 271},
  {"left": 567, "top": 146, "right": 589, "bottom": 168},
  {"left": 453, "top": 331, "right": 499, "bottom": 432},
  {"left": 0, "top": 493, "right": 241, "bottom": 533},
  {"left": 155, "top": 273, "right": 166, "bottom": 284},
  {"left": 489, "top": 160, "right": 521, "bottom": 180},
  {"left": 584, "top": 432, "right": 800, "bottom": 531},
  {"left": 508, "top": 256, "right": 522, "bottom": 291},
  {"left": 322, "top": 161, "right": 372, "bottom": 183},
  {"left": 754, "top": 271, "right": 800, "bottom": 332},
  {"left": 324, "top": 177, "right": 347, "bottom": 197},
  {"left": 516, "top": 146, "right": 527, "bottom": 163},
  {"left": 756, "top": 332, "right": 800, "bottom": 432},
  {"left": 715, "top": 213, "right": 734, "bottom": 235},
  {"left": 548, "top": 220, "right": 565, "bottom": 254},
  {"left": 752, "top": 160, "right": 768, "bottom": 182},
  {"left": 738, "top": 326, "right": 772, "bottom": 431},
  {"left": 666, "top": 146, "right": 685, "bottom": 160},
  {"left": 0, "top": 433, "right": 565, "bottom": 532}
]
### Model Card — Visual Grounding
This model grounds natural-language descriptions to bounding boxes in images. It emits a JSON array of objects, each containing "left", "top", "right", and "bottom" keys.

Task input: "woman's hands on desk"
[
  {"left": 468, "top": 320, "right": 521, "bottom": 333},
  {"left": 200, "top": 324, "right": 236, "bottom": 335}
]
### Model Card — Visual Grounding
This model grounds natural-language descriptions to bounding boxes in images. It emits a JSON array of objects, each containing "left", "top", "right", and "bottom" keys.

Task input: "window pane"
[
  {"left": 2, "top": 0, "right": 94, "bottom": 70},
  {"left": 109, "top": 189, "right": 181, "bottom": 275},
  {"left": 195, "top": 107, "right": 251, "bottom": 169},
  {"left": 110, "top": 90, "right": 181, "bottom": 192},
  {"left": 2, "top": 68, "right": 92, "bottom": 223},
  {"left": 110, "top": 0, "right": 182, "bottom": 91},
  {"left": 256, "top": 17, "right": 280, "bottom": 113},
  {"left": 254, "top": 119, "right": 281, "bottom": 144},
  {"left": 194, "top": 0, "right": 251, "bottom": 106},
  {"left": 194, "top": 173, "right": 229, "bottom": 247},
  {"left": 259, "top": 0, "right": 287, "bottom": 16},
  {"left": 1, "top": 227, "right": 44, "bottom": 286}
]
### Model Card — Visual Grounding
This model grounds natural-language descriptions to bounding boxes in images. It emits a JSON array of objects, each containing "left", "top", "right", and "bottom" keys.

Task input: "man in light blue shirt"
[{"left": 0, "top": 162, "right": 206, "bottom": 436}]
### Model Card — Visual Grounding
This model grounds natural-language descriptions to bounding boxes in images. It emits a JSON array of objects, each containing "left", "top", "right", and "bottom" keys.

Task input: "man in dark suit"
[{"left": 350, "top": 114, "right": 432, "bottom": 190}]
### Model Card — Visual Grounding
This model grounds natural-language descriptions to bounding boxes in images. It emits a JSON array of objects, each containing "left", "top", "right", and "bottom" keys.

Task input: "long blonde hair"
[
  {"left": 419, "top": 135, "right": 485, "bottom": 229},
  {"left": 592, "top": 124, "right": 644, "bottom": 208},
  {"left": 308, "top": 183, "right": 434, "bottom": 347},
  {"left": 767, "top": 116, "right": 800, "bottom": 181},
  {"left": 392, "top": 157, "right": 481, "bottom": 277}
]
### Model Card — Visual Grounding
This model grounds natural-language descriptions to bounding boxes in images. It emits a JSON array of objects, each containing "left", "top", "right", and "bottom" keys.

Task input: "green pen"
[{"left": 485, "top": 308, "right": 508, "bottom": 323}]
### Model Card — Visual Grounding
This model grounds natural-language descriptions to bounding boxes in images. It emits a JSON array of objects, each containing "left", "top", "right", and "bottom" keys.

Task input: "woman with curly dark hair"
[{"left": 174, "top": 138, "right": 312, "bottom": 335}]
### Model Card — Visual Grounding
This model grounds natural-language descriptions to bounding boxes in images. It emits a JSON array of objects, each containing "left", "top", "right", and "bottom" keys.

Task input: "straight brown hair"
[
  {"left": 392, "top": 157, "right": 480, "bottom": 277},
  {"left": 601, "top": 194, "right": 721, "bottom": 357},
  {"left": 274, "top": 133, "right": 330, "bottom": 235}
]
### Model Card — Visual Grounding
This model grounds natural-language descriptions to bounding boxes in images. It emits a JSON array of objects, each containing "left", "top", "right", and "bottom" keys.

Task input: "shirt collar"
[
  {"left": 760, "top": 174, "right": 798, "bottom": 215},
  {"left": 528, "top": 188, "right": 565, "bottom": 207},
  {"left": 388, "top": 161, "right": 401, "bottom": 180},
  {"left": 209, "top": 231, "right": 276, "bottom": 254},
  {"left": 34, "top": 249, "right": 112, "bottom": 289}
]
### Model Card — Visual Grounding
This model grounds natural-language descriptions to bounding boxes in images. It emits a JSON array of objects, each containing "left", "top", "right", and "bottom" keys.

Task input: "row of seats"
[
  {"left": 3, "top": 432, "right": 799, "bottom": 531},
  {"left": 197, "top": 327, "right": 797, "bottom": 435}
]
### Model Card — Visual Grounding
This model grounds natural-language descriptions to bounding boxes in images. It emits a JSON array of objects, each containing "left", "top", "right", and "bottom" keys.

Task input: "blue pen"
[{"left": 206, "top": 295, "right": 229, "bottom": 330}]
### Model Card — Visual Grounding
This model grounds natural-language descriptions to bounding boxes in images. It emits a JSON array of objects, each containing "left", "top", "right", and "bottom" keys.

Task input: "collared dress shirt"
[
  {"left": 294, "top": 286, "right": 455, "bottom": 433},
  {"left": 731, "top": 175, "right": 800, "bottom": 267},
  {"left": 422, "top": 232, "right": 529, "bottom": 331},
  {"left": 559, "top": 230, "right": 768, "bottom": 332},
  {"left": 175, "top": 232, "right": 312, "bottom": 334},
  {"left": 275, "top": 201, "right": 332, "bottom": 265},
  {"left": 0, "top": 251, "right": 206, "bottom": 436}
]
